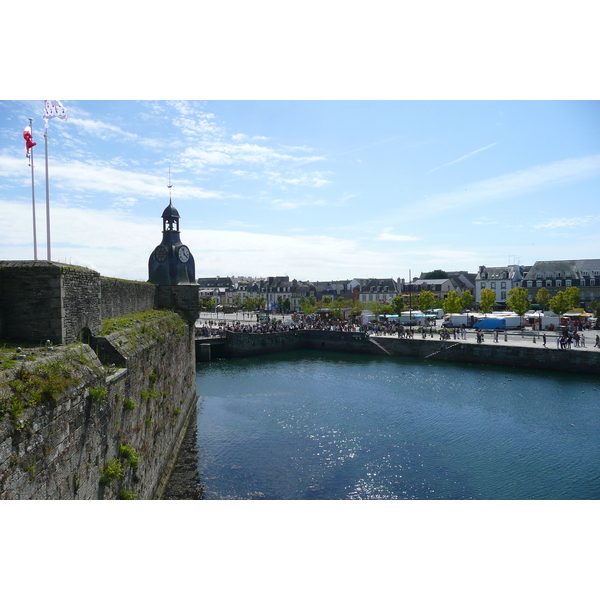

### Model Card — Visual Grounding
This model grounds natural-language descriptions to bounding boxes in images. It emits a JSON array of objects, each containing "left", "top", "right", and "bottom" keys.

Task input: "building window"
[
  {"left": 546, "top": 280, "right": 552, "bottom": 287},
  {"left": 501, "top": 292, "right": 506, "bottom": 300},
  {"left": 580, "top": 280, "right": 586, "bottom": 286},
  {"left": 594, "top": 271, "right": 600, "bottom": 276},
  {"left": 591, "top": 279, "right": 596, "bottom": 286},
  {"left": 527, "top": 281, "right": 533, "bottom": 288},
  {"left": 582, "top": 271, "right": 589, "bottom": 276},
  {"left": 491, "top": 282, "right": 496, "bottom": 289},
  {"left": 481, "top": 283, "right": 486, "bottom": 288},
  {"left": 556, "top": 280, "right": 562, "bottom": 287},
  {"left": 555, "top": 272, "right": 561, "bottom": 278},
  {"left": 536, "top": 273, "right": 543, "bottom": 279},
  {"left": 566, "top": 280, "right": 572, "bottom": 287},
  {"left": 501, "top": 282, "right": 506, "bottom": 289},
  {"left": 536, "top": 280, "right": 542, "bottom": 287}
]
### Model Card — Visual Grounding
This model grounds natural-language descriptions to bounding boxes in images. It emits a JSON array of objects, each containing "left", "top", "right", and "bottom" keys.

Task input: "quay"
[{"left": 193, "top": 312, "right": 600, "bottom": 375}]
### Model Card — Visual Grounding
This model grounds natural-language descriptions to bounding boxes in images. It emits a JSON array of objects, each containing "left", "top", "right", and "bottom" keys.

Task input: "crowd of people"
[{"left": 195, "top": 313, "right": 600, "bottom": 351}]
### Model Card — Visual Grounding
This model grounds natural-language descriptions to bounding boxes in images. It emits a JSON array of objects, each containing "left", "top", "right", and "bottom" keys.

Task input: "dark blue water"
[{"left": 195, "top": 351, "right": 600, "bottom": 499}]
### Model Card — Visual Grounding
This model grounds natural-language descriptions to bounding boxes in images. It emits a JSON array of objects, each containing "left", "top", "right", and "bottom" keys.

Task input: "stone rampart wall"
[
  {"left": 0, "top": 262, "right": 161, "bottom": 345},
  {"left": 0, "top": 313, "right": 197, "bottom": 499},
  {"left": 100, "top": 277, "right": 157, "bottom": 320},
  {"left": 0, "top": 261, "right": 65, "bottom": 343}
]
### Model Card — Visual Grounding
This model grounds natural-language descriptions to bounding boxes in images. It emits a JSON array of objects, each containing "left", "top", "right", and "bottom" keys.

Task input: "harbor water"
[{"left": 193, "top": 351, "right": 600, "bottom": 500}]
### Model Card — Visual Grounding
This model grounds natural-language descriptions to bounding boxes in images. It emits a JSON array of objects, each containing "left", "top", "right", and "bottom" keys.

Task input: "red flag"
[{"left": 23, "top": 125, "right": 36, "bottom": 158}]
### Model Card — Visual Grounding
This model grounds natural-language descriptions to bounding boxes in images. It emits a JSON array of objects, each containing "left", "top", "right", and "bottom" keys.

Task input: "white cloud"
[
  {"left": 429, "top": 143, "right": 497, "bottom": 173},
  {"left": 409, "top": 154, "right": 600, "bottom": 217},
  {"left": 69, "top": 118, "right": 139, "bottom": 141},
  {"left": 376, "top": 228, "right": 420, "bottom": 242},
  {"left": 0, "top": 154, "right": 222, "bottom": 200},
  {"left": 533, "top": 215, "right": 598, "bottom": 229}
]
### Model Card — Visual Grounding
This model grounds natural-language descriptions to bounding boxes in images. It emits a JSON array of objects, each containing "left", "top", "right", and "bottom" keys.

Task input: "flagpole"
[
  {"left": 29, "top": 118, "right": 38, "bottom": 260},
  {"left": 44, "top": 126, "right": 51, "bottom": 261}
]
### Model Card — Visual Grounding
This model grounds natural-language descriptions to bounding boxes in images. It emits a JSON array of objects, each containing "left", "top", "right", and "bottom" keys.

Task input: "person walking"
[{"left": 542, "top": 333, "right": 547, "bottom": 347}]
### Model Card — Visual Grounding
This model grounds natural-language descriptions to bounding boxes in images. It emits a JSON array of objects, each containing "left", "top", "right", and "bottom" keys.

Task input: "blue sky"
[{"left": 1, "top": 99, "right": 599, "bottom": 281}]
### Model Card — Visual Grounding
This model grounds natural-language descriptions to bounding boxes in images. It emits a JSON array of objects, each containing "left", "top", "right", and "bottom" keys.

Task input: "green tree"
[
  {"left": 535, "top": 287, "right": 550, "bottom": 310},
  {"left": 589, "top": 299, "right": 600, "bottom": 320},
  {"left": 418, "top": 290, "right": 436, "bottom": 313},
  {"left": 460, "top": 290, "right": 474, "bottom": 312},
  {"left": 423, "top": 269, "right": 448, "bottom": 279},
  {"left": 331, "top": 296, "right": 348, "bottom": 320},
  {"left": 506, "top": 286, "right": 531, "bottom": 318},
  {"left": 350, "top": 300, "right": 364, "bottom": 318},
  {"left": 299, "top": 296, "right": 316, "bottom": 313},
  {"left": 276, "top": 296, "right": 286, "bottom": 314},
  {"left": 442, "top": 291, "right": 462, "bottom": 314},
  {"left": 549, "top": 290, "right": 575, "bottom": 320},
  {"left": 479, "top": 288, "right": 496, "bottom": 314},
  {"left": 366, "top": 301, "right": 393, "bottom": 318},
  {"left": 205, "top": 298, "right": 216, "bottom": 312},
  {"left": 564, "top": 286, "right": 581, "bottom": 309},
  {"left": 391, "top": 296, "right": 405, "bottom": 315},
  {"left": 232, "top": 294, "right": 243, "bottom": 313}
]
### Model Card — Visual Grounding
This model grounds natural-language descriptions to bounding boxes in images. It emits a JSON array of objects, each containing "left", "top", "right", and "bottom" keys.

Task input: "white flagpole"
[
  {"left": 44, "top": 125, "right": 51, "bottom": 261},
  {"left": 29, "top": 118, "right": 38, "bottom": 260}
]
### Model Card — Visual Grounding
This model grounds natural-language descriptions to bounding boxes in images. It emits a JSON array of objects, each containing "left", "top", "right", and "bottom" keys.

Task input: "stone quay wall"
[
  {"left": 216, "top": 330, "right": 600, "bottom": 375},
  {"left": 0, "top": 261, "right": 159, "bottom": 345},
  {"left": 0, "top": 313, "right": 197, "bottom": 499}
]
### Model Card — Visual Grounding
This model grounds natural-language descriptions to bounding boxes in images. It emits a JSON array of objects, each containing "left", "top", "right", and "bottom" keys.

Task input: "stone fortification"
[
  {"left": 0, "top": 261, "right": 158, "bottom": 345},
  {"left": 0, "top": 312, "right": 197, "bottom": 499},
  {"left": 100, "top": 277, "right": 156, "bottom": 320},
  {"left": 215, "top": 330, "right": 600, "bottom": 375}
]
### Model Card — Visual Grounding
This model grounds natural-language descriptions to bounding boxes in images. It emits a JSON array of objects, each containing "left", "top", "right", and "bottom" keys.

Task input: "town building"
[
  {"left": 475, "top": 265, "right": 527, "bottom": 306},
  {"left": 520, "top": 259, "right": 600, "bottom": 310}
]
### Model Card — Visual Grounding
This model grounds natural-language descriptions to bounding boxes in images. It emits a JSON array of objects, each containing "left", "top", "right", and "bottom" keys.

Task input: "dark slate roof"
[{"left": 161, "top": 202, "right": 180, "bottom": 219}]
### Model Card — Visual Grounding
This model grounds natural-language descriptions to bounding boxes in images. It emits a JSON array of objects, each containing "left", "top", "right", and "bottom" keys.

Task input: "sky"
[
  {"left": 2, "top": 4, "right": 598, "bottom": 594},
  {"left": 1, "top": 99, "right": 598, "bottom": 282}
]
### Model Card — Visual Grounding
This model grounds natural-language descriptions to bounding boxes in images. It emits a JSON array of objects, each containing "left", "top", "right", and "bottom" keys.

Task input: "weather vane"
[{"left": 167, "top": 163, "right": 173, "bottom": 202}]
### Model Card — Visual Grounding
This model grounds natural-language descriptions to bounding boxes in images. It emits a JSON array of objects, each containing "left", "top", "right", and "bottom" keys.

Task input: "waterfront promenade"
[{"left": 196, "top": 312, "right": 600, "bottom": 355}]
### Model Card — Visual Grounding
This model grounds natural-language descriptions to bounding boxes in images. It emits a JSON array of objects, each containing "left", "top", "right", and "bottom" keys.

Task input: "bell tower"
[{"left": 148, "top": 170, "right": 196, "bottom": 285}]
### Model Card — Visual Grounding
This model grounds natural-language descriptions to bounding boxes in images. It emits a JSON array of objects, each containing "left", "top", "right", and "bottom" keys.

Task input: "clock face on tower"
[
  {"left": 154, "top": 246, "right": 167, "bottom": 262},
  {"left": 178, "top": 245, "right": 190, "bottom": 263}
]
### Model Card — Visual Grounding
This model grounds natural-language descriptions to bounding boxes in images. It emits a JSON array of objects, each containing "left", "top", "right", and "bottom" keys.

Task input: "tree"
[
  {"left": 232, "top": 294, "right": 243, "bottom": 313},
  {"left": 535, "top": 287, "right": 550, "bottom": 310},
  {"left": 442, "top": 291, "right": 462, "bottom": 314},
  {"left": 418, "top": 290, "right": 436, "bottom": 313},
  {"left": 366, "top": 301, "right": 392, "bottom": 318},
  {"left": 564, "top": 286, "right": 581, "bottom": 309},
  {"left": 299, "top": 295, "right": 316, "bottom": 313},
  {"left": 423, "top": 269, "right": 448, "bottom": 279},
  {"left": 331, "top": 296, "right": 348, "bottom": 320},
  {"left": 506, "top": 287, "right": 531, "bottom": 321},
  {"left": 589, "top": 299, "right": 600, "bottom": 320},
  {"left": 479, "top": 288, "right": 496, "bottom": 314},
  {"left": 350, "top": 300, "right": 364, "bottom": 318},
  {"left": 460, "top": 290, "right": 474, "bottom": 312},
  {"left": 391, "top": 296, "right": 405, "bottom": 315},
  {"left": 549, "top": 290, "right": 575, "bottom": 320}
]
